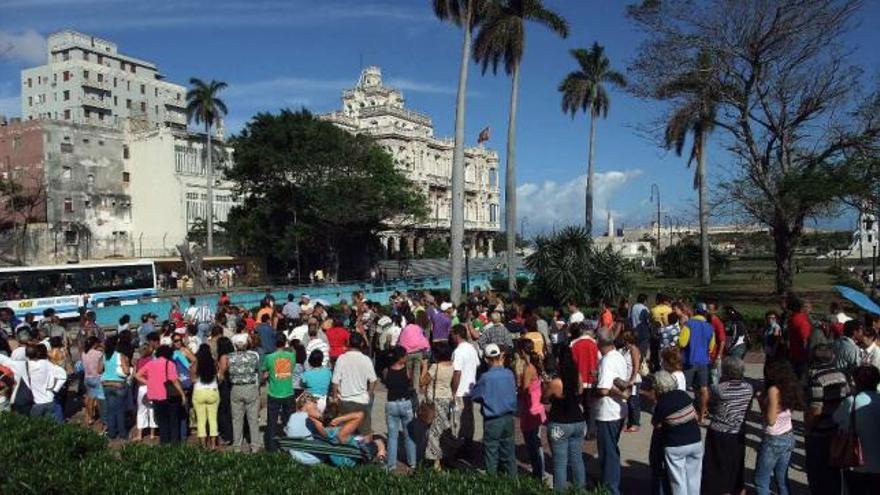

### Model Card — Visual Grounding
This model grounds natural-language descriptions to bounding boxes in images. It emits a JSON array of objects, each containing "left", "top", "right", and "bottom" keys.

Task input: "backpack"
[
  {"left": 11, "top": 362, "right": 34, "bottom": 416},
  {"left": 726, "top": 320, "right": 748, "bottom": 350}
]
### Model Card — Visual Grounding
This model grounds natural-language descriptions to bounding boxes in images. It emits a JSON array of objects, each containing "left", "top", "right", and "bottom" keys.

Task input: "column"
[
  {"left": 392, "top": 235, "right": 401, "bottom": 255},
  {"left": 468, "top": 237, "right": 478, "bottom": 259},
  {"left": 487, "top": 237, "right": 495, "bottom": 258},
  {"left": 406, "top": 236, "right": 415, "bottom": 256}
]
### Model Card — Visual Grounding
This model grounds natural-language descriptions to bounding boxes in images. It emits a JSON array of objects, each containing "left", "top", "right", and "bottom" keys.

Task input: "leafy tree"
[
  {"left": 526, "top": 226, "right": 632, "bottom": 306},
  {"left": 656, "top": 240, "right": 730, "bottom": 279},
  {"left": 559, "top": 43, "right": 627, "bottom": 234},
  {"left": 660, "top": 50, "right": 719, "bottom": 286},
  {"left": 473, "top": 0, "right": 569, "bottom": 295},
  {"left": 420, "top": 238, "right": 451, "bottom": 259},
  {"left": 629, "top": 0, "right": 880, "bottom": 294},
  {"left": 433, "top": 0, "right": 487, "bottom": 304},
  {"left": 185, "top": 78, "right": 228, "bottom": 256},
  {"left": 225, "top": 109, "right": 427, "bottom": 279}
]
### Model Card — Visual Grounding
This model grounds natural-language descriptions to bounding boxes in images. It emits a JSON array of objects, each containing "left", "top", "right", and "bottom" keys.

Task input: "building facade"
[
  {"left": 320, "top": 67, "right": 501, "bottom": 258},
  {"left": 21, "top": 30, "right": 187, "bottom": 131},
  {"left": 0, "top": 118, "right": 131, "bottom": 264}
]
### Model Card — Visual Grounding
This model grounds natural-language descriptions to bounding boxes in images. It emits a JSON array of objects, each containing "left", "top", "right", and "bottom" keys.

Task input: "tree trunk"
[
  {"left": 505, "top": 63, "right": 521, "bottom": 296},
  {"left": 698, "top": 135, "right": 710, "bottom": 285},
  {"left": 586, "top": 109, "right": 596, "bottom": 235},
  {"left": 449, "top": 1, "right": 473, "bottom": 305},
  {"left": 772, "top": 217, "right": 795, "bottom": 295},
  {"left": 205, "top": 122, "right": 214, "bottom": 256}
]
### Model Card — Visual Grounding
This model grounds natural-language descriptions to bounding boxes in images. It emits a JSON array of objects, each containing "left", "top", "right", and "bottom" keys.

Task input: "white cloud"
[
  {"left": 387, "top": 78, "right": 457, "bottom": 95},
  {"left": 517, "top": 169, "right": 643, "bottom": 236},
  {"left": 0, "top": 30, "right": 46, "bottom": 65}
]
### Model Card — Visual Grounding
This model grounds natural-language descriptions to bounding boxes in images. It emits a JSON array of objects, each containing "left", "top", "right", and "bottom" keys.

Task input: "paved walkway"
[{"left": 370, "top": 360, "right": 809, "bottom": 493}]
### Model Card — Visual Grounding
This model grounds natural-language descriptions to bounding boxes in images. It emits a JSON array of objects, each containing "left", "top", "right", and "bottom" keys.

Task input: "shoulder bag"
[
  {"left": 12, "top": 361, "right": 34, "bottom": 415},
  {"left": 164, "top": 360, "right": 181, "bottom": 398},
  {"left": 417, "top": 364, "right": 438, "bottom": 424},
  {"left": 829, "top": 394, "right": 864, "bottom": 468}
]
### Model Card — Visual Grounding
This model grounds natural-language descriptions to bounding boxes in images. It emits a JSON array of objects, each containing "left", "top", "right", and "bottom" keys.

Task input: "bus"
[{"left": 0, "top": 260, "right": 158, "bottom": 319}]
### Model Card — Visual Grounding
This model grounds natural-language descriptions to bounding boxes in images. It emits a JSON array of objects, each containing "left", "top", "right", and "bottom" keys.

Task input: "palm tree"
[
  {"left": 185, "top": 78, "right": 228, "bottom": 256},
  {"left": 433, "top": 0, "right": 485, "bottom": 304},
  {"left": 473, "top": 0, "right": 568, "bottom": 295},
  {"left": 558, "top": 43, "right": 626, "bottom": 234},
  {"left": 661, "top": 51, "right": 719, "bottom": 285}
]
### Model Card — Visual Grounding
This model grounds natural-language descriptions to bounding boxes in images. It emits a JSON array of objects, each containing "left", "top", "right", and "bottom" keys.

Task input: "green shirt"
[{"left": 263, "top": 350, "right": 296, "bottom": 398}]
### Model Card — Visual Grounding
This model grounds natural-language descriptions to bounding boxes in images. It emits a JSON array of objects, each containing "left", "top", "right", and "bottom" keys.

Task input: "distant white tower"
[{"left": 607, "top": 211, "right": 615, "bottom": 238}]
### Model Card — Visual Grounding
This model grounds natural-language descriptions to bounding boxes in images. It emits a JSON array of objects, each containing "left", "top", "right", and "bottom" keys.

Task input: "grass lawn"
[{"left": 632, "top": 261, "right": 840, "bottom": 320}]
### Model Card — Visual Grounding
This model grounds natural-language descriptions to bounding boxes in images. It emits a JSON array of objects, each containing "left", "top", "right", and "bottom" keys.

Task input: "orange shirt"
[{"left": 599, "top": 309, "right": 614, "bottom": 328}]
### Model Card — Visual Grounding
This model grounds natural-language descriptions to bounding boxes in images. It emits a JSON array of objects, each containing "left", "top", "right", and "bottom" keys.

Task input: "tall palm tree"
[
  {"left": 186, "top": 78, "right": 228, "bottom": 256},
  {"left": 473, "top": 0, "right": 568, "bottom": 295},
  {"left": 558, "top": 43, "right": 626, "bottom": 234},
  {"left": 661, "top": 51, "right": 718, "bottom": 285},
  {"left": 433, "top": 0, "right": 485, "bottom": 304}
]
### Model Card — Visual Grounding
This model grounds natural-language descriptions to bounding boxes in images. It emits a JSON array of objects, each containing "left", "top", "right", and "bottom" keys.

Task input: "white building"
[
  {"left": 125, "top": 126, "right": 237, "bottom": 257},
  {"left": 593, "top": 212, "right": 654, "bottom": 260},
  {"left": 21, "top": 30, "right": 187, "bottom": 130},
  {"left": 320, "top": 67, "right": 501, "bottom": 258}
]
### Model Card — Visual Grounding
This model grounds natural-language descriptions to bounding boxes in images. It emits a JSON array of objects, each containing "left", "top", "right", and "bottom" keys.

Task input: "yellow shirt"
[{"left": 651, "top": 304, "right": 672, "bottom": 327}]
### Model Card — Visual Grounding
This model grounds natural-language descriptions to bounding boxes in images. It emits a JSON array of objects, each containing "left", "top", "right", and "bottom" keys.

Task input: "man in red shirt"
[
  {"left": 786, "top": 298, "right": 812, "bottom": 379},
  {"left": 324, "top": 317, "right": 350, "bottom": 363},
  {"left": 569, "top": 322, "right": 599, "bottom": 434}
]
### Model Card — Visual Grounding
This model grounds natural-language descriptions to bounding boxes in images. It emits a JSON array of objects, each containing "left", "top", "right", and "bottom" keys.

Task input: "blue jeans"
[
  {"left": 523, "top": 426, "right": 545, "bottom": 479},
  {"left": 30, "top": 402, "right": 56, "bottom": 421},
  {"left": 549, "top": 421, "right": 586, "bottom": 491},
  {"left": 104, "top": 384, "right": 129, "bottom": 439},
  {"left": 754, "top": 432, "right": 794, "bottom": 495},
  {"left": 385, "top": 399, "right": 416, "bottom": 469},
  {"left": 597, "top": 420, "right": 622, "bottom": 495},
  {"left": 482, "top": 414, "right": 516, "bottom": 477}
]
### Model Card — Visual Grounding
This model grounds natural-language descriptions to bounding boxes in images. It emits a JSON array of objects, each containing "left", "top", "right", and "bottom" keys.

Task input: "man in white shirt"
[
  {"left": 0, "top": 344, "right": 67, "bottom": 421},
  {"left": 568, "top": 300, "right": 585, "bottom": 325},
  {"left": 856, "top": 318, "right": 880, "bottom": 371},
  {"left": 594, "top": 334, "right": 628, "bottom": 495},
  {"left": 450, "top": 324, "right": 479, "bottom": 459},
  {"left": 331, "top": 333, "right": 376, "bottom": 435},
  {"left": 281, "top": 294, "right": 300, "bottom": 321}
]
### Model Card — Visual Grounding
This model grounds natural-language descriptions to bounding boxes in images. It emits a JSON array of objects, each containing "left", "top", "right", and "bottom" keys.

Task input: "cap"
[
  {"left": 377, "top": 316, "right": 392, "bottom": 327},
  {"left": 301, "top": 294, "right": 310, "bottom": 299},
  {"left": 484, "top": 343, "right": 502, "bottom": 358},
  {"left": 231, "top": 333, "right": 249, "bottom": 347},
  {"left": 569, "top": 312, "right": 585, "bottom": 324},
  {"left": 160, "top": 336, "right": 173, "bottom": 346},
  {"left": 440, "top": 302, "right": 454, "bottom": 311},
  {"left": 695, "top": 302, "right": 709, "bottom": 315}
]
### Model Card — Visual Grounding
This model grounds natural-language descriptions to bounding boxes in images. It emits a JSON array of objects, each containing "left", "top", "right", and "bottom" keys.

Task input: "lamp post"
[
  {"left": 650, "top": 184, "right": 661, "bottom": 252},
  {"left": 463, "top": 237, "right": 471, "bottom": 296}
]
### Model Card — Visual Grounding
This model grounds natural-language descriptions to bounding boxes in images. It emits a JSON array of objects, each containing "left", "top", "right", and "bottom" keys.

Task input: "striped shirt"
[
  {"left": 654, "top": 389, "right": 701, "bottom": 446},
  {"left": 807, "top": 365, "right": 850, "bottom": 433},
  {"left": 708, "top": 380, "right": 754, "bottom": 434}
]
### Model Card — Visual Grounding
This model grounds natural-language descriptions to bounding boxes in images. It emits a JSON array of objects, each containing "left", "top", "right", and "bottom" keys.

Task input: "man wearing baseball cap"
[
  {"left": 470, "top": 343, "right": 517, "bottom": 476},
  {"left": 679, "top": 302, "right": 716, "bottom": 421},
  {"left": 428, "top": 300, "right": 455, "bottom": 343}
]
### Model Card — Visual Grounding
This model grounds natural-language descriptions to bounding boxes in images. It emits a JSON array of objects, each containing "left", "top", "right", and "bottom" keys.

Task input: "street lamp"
[
  {"left": 463, "top": 237, "right": 472, "bottom": 295},
  {"left": 650, "top": 184, "right": 661, "bottom": 252}
]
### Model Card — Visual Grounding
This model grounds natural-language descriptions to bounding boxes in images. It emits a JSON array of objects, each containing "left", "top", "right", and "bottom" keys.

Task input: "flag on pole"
[{"left": 477, "top": 126, "right": 491, "bottom": 144}]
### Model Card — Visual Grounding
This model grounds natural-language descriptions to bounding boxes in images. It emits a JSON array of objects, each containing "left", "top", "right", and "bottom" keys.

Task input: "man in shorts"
[{"left": 679, "top": 302, "right": 715, "bottom": 421}]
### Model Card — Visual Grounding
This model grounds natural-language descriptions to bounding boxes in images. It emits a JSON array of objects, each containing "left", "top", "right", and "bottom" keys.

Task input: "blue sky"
[{"left": 1, "top": 0, "right": 877, "bottom": 236}]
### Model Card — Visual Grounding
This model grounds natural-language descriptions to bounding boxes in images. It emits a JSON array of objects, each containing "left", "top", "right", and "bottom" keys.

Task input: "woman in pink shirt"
[
  {"left": 398, "top": 313, "right": 430, "bottom": 391},
  {"left": 135, "top": 345, "right": 186, "bottom": 444}
]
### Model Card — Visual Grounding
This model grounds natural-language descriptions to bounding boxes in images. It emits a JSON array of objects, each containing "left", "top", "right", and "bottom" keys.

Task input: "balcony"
[
  {"left": 164, "top": 96, "right": 186, "bottom": 110},
  {"left": 164, "top": 111, "right": 187, "bottom": 126},
  {"left": 81, "top": 78, "right": 110, "bottom": 91},
  {"left": 360, "top": 105, "right": 432, "bottom": 127},
  {"left": 80, "top": 96, "right": 112, "bottom": 110}
]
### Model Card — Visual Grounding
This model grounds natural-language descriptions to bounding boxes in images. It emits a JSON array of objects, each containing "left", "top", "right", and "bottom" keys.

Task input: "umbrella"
[{"left": 834, "top": 285, "right": 880, "bottom": 315}]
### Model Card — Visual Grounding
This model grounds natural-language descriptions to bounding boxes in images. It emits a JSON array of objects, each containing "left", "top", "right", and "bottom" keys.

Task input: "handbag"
[
  {"left": 417, "top": 364, "right": 438, "bottom": 424},
  {"left": 164, "top": 360, "right": 181, "bottom": 398},
  {"left": 829, "top": 393, "right": 864, "bottom": 468},
  {"left": 11, "top": 361, "right": 34, "bottom": 416}
]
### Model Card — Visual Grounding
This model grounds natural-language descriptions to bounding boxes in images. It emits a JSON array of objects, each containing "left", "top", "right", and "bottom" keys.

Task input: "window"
[
  {"left": 130, "top": 65, "right": 135, "bottom": 74},
  {"left": 113, "top": 77, "right": 117, "bottom": 88},
  {"left": 126, "top": 81, "right": 130, "bottom": 91},
  {"left": 27, "top": 78, "right": 32, "bottom": 88},
  {"left": 140, "top": 84, "right": 145, "bottom": 95},
  {"left": 154, "top": 88, "right": 158, "bottom": 97},
  {"left": 61, "top": 166, "right": 72, "bottom": 180},
  {"left": 123, "top": 145, "right": 129, "bottom": 159},
  {"left": 122, "top": 171, "right": 130, "bottom": 183},
  {"left": 63, "top": 71, "right": 70, "bottom": 82},
  {"left": 154, "top": 105, "right": 158, "bottom": 115},
  {"left": 62, "top": 51, "right": 70, "bottom": 61},
  {"left": 97, "top": 55, "right": 103, "bottom": 64},
  {"left": 83, "top": 138, "right": 90, "bottom": 144},
  {"left": 120, "top": 61, "right": 126, "bottom": 71},
  {"left": 64, "top": 230, "right": 77, "bottom": 245},
  {"left": 140, "top": 102, "right": 146, "bottom": 112},
  {"left": 27, "top": 96, "right": 32, "bottom": 106},
  {"left": 60, "top": 142, "right": 73, "bottom": 153},
  {"left": 126, "top": 99, "right": 132, "bottom": 109},
  {"left": 12, "top": 136, "right": 21, "bottom": 150},
  {"left": 63, "top": 90, "right": 69, "bottom": 101},
  {"left": 63, "top": 198, "right": 73, "bottom": 213},
  {"left": 83, "top": 51, "right": 89, "bottom": 61},
  {"left": 113, "top": 96, "right": 117, "bottom": 106},
  {"left": 83, "top": 70, "right": 89, "bottom": 80},
  {"left": 87, "top": 174, "right": 95, "bottom": 184},
  {"left": 84, "top": 109, "right": 91, "bottom": 118},
  {"left": 84, "top": 199, "right": 91, "bottom": 208},
  {"left": 64, "top": 109, "right": 70, "bottom": 120},
  {"left": 97, "top": 73, "right": 103, "bottom": 83}
]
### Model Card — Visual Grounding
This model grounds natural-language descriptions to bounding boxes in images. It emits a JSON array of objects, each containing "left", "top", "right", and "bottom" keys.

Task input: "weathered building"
[{"left": 321, "top": 67, "right": 501, "bottom": 258}]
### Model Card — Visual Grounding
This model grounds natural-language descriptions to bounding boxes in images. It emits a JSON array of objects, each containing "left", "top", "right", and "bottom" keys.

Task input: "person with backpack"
[
  {"left": 0, "top": 343, "right": 68, "bottom": 421},
  {"left": 724, "top": 306, "right": 748, "bottom": 360},
  {"left": 135, "top": 344, "right": 187, "bottom": 445}
]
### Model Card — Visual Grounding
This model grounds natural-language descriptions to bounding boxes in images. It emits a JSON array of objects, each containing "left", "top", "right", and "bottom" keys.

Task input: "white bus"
[{"left": 0, "top": 260, "right": 158, "bottom": 319}]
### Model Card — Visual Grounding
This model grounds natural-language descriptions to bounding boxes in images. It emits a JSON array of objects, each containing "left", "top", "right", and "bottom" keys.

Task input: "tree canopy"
[{"left": 225, "top": 109, "right": 427, "bottom": 279}]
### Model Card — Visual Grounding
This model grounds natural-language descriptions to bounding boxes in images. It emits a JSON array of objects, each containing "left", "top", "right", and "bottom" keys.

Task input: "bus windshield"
[{"left": 0, "top": 264, "right": 155, "bottom": 301}]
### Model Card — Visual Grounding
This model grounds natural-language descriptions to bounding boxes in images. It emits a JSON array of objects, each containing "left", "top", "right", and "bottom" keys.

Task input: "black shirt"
[
  {"left": 654, "top": 390, "right": 701, "bottom": 447},
  {"left": 384, "top": 366, "right": 411, "bottom": 402}
]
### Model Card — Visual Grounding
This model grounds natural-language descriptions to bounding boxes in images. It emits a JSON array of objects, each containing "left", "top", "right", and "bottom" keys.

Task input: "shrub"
[
  {"left": 656, "top": 241, "right": 730, "bottom": 279},
  {"left": 0, "top": 414, "right": 582, "bottom": 494}
]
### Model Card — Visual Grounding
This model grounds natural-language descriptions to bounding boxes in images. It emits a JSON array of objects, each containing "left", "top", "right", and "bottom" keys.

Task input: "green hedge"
[{"left": 0, "top": 414, "right": 589, "bottom": 494}]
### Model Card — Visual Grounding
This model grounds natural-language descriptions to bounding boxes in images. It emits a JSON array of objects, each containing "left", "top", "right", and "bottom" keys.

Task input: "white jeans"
[
  {"left": 665, "top": 441, "right": 704, "bottom": 495},
  {"left": 136, "top": 385, "right": 157, "bottom": 429}
]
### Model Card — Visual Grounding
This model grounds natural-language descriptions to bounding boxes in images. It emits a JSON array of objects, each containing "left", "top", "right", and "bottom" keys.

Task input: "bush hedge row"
[{"left": 0, "top": 414, "right": 594, "bottom": 494}]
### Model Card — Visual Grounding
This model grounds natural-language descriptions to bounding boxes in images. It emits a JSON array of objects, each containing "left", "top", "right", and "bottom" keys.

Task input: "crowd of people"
[{"left": 1, "top": 287, "right": 880, "bottom": 494}]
